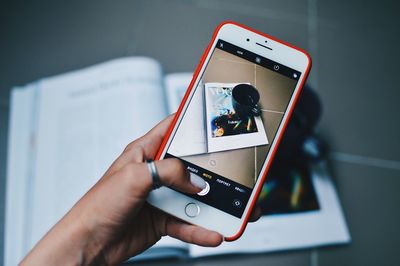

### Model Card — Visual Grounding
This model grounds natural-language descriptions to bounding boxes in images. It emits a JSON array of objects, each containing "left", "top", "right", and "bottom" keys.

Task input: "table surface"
[{"left": 1, "top": 1, "right": 400, "bottom": 265}]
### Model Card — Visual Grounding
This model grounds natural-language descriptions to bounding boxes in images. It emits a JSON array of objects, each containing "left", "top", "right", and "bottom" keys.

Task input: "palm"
[{"left": 104, "top": 204, "right": 168, "bottom": 262}]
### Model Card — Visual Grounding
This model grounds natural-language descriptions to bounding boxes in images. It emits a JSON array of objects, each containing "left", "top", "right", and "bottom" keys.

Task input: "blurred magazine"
[
  {"left": 5, "top": 59, "right": 350, "bottom": 266},
  {"left": 204, "top": 82, "right": 268, "bottom": 153}
]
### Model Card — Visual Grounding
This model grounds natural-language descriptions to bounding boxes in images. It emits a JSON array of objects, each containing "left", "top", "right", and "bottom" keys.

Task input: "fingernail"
[{"left": 189, "top": 173, "right": 207, "bottom": 189}]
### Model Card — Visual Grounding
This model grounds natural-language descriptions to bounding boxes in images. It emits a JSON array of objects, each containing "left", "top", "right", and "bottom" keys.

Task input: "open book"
[{"left": 5, "top": 57, "right": 350, "bottom": 265}]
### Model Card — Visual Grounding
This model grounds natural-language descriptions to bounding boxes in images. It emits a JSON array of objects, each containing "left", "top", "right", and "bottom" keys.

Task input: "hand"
[{"left": 21, "top": 115, "right": 261, "bottom": 265}]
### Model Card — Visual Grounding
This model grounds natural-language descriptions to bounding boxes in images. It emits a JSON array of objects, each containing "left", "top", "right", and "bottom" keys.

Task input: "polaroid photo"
[{"left": 204, "top": 82, "right": 268, "bottom": 153}]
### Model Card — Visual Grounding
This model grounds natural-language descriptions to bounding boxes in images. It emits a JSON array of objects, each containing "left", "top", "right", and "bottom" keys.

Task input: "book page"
[
  {"left": 25, "top": 58, "right": 168, "bottom": 255},
  {"left": 133, "top": 236, "right": 189, "bottom": 261},
  {"left": 4, "top": 84, "right": 38, "bottom": 266}
]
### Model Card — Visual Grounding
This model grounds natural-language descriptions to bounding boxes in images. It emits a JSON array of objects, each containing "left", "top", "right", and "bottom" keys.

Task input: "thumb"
[{"left": 142, "top": 158, "right": 207, "bottom": 194}]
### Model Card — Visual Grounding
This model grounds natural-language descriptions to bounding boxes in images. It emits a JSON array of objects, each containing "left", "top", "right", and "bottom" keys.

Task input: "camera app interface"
[{"left": 165, "top": 40, "right": 301, "bottom": 218}]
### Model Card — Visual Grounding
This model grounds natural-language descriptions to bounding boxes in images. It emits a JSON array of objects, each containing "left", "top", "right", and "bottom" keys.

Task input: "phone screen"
[{"left": 165, "top": 39, "right": 301, "bottom": 218}]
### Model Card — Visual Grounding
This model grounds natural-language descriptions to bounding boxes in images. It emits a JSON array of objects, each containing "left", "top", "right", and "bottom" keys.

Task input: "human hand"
[{"left": 21, "top": 115, "right": 261, "bottom": 265}]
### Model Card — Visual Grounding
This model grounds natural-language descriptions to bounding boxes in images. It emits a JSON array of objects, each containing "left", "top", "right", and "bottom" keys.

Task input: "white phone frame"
[{"left": 148, "top": 22, "right": 311, "bottom": 240}]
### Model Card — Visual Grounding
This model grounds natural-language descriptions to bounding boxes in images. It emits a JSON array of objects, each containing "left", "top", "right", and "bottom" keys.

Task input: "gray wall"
[{"left": 1, "top": 1, "right": 399, "bottom": 265}]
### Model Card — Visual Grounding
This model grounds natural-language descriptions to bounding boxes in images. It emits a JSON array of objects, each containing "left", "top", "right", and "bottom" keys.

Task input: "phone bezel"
[{"left": 147, "top": 21, "right": 311, "bottom": 240}]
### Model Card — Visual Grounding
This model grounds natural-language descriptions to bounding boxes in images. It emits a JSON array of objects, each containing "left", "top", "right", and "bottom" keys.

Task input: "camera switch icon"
[{"left": 232, "top": 199, "right": 243, "bottom": 208}]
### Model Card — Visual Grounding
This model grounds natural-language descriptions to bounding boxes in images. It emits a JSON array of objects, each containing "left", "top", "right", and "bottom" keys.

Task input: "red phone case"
[{"left": 155, "top": 21, "right": 312, "bottom": 241}]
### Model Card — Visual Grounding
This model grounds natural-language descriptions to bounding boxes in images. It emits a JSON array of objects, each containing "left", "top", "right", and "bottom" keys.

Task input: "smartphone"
[{"left": 148, "top": 22, "right": 311, "bottom": 241}]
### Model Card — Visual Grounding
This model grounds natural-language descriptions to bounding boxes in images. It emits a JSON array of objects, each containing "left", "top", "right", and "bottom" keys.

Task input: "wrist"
[
  {"left": 20, "top": 208, "right": 107, "bottom": 266},
  {"left": 70, "top": 207, "right": 109, "bottom": 265}
]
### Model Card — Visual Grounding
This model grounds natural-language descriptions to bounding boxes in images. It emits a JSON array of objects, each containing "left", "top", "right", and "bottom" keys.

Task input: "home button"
[{"left": 185, "top": 203, "right": 200, "bottom": 218}]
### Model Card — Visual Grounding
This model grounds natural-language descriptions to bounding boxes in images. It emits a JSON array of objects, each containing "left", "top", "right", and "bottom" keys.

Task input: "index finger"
[{"left": 165, "top": 216, "right": 223, "bottom": 247}]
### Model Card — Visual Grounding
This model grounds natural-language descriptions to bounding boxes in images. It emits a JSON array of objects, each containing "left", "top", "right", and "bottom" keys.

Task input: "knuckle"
[
  {"left": 124, "top": 141, "right": 135, "bottom": 152},
  {"left": 124, "top": 138, "right": 144, "bottom": 152},
  {"left": 120, "top": 162, "right": 151, "bottom": 194},
  {"left": 130, "top": 146, "right": 145, "bottom": 162},
  {"left": 123, "top": 142, "right": 146, "bottom": 163}
]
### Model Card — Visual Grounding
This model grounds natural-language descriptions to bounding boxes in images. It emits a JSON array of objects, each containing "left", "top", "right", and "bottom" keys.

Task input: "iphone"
[{"left": 148, "top": 22, "right": 311, "bottom": 241}]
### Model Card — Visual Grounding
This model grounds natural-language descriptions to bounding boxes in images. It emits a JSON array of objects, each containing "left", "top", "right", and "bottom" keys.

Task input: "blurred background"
[{"left": 1, "top": 0, "right": 399, "bottom": 265}]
